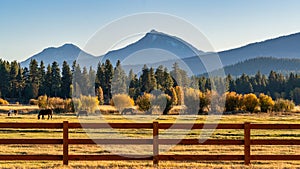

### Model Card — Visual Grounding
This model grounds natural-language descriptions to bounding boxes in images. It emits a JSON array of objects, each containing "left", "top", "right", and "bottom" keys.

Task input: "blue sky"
[{"left": 1, "top": 0, "right": 300, "bottom": 61}]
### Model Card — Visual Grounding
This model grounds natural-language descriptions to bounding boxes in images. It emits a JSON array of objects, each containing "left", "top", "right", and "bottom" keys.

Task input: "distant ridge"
[
  {"left": 20, "top": 43, "right": 96, "bottom": 67},
  {"left": 223, "top": 57, "right": 300, "bottom": 76},
  {"left": 219, "top": 32, "right": 300, "bottom": 65},
  {"left": 20, "top": 30, "right": 300, "bottom": 75},
  {"left": 99, "top": 29, "right": 204, "bottom": 64}
]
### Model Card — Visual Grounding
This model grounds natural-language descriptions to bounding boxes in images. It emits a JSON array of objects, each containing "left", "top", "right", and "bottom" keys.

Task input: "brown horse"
[
  {"left": 38, "top": 109, "right": 53, "bottom": 120},
  {"left": 121, "top": 108, "right": 136, "bottom": 115},
  {"left": 77, "top": 110, "right": 88, "bottom": 117}
]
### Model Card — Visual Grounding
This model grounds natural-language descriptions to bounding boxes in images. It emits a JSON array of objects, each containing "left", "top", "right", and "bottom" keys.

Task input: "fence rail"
[{"left": 0, "top": 121, "right": 299, "bottom": 165}]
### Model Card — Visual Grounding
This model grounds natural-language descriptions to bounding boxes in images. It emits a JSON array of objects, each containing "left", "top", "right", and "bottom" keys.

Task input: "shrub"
[
  {"left": 243, "top": 93, "right": 259, "bottom": 113},
  {"left": 38, "top": 95, "right": 48, "bottom": 109},
  {"left": 136, "top": 93, "right": 153, "bottom": 112},
  {"left": 152, "top": 94, "right": 172, "bottom": 115},
  {"left": 199, "top": 91, "right": 211, "bottom": 114},
  {"left": 259, "top": 93, "right": 275, "bottom": 112},
  {"left": 0, "top": 98, "right": 9, "bottom": 105},
  {"left": 47, "top": 97, "right": 65, "bottom": 113},
  {"left": 170, "top": 87, "right": 178, "bottom": 105},
  {"left": 225, "top": 92, "right": 243, "bottom": 112},
  {"left": 64, "top": 98, "right": 74, "bottom": 112},
  {"left": 29, "top": 99, "right": 38, "bottom": 105},
  {"left": 184, "top": 88, "right": 200, "bottom": 114},
  {"left": 48, "top": 97, "right": 65, "bottom": 109},
  {"left": 111, "top": 94, "right": 134, "bottom": 111},
  {"left": 175, "top": 86, "right": 184, "bottom": 105},
  {"left": 206, "top": 90, "right": 223, "bottom": 113},
  {"left": 96, "top": 86, "right": 104, "bottom": 105},
  {"left": 79, "top": 95, "right": 99, "bottom": 113},
  {"left": 274, "top": 99, "right": 295, "bottom": 112},
  {"left": 72, "top": 98, "right": 82, "bottom": 112}
]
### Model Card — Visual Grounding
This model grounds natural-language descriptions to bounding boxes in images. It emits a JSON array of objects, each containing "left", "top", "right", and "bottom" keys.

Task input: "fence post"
[
  {"left": 244, "top": 122, "right": 251, "bottom": 165},
  {"left": 63, "top": 121, "right": 69, "bottom": 165},
  {"left": 153, "top": 121, "right": 159, "bottom": 166}
]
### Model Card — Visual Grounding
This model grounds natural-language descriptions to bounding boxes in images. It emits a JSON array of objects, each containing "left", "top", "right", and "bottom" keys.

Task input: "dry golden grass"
[
  {"left": 0, "top": 105, "right": 39, "bottom": 111},
  {"left": 0, "top": 112, "right": 299, "bottom": 168}
]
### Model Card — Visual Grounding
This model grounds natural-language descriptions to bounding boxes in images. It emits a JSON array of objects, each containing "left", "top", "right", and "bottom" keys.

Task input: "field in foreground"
[{"left": 0, "top": 113, "right": 299, "bottom": 168}]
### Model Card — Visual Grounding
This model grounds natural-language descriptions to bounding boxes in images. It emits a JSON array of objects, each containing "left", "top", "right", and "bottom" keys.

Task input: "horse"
[
  {"left": 121, "top": 108, "right": 136, "bottom": 115},
  {"left": 77, "top": 110, "right": 88, "bottom": 117},
  {"left": 38, "top": 109, "right": 53, "bottom": 120},
  {"left": 8, "top": 110, "right": 18, "bottom": 116}
]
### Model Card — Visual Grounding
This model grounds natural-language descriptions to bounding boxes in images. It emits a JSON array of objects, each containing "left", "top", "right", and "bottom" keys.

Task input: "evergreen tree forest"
[{"left": 1, "top": 58, "right": 300, "bottom": 107}]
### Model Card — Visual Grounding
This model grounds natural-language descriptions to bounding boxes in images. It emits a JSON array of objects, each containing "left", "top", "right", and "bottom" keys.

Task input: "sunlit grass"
[{"left": 0, "top": 113, "right": 299, "bottom": 168}]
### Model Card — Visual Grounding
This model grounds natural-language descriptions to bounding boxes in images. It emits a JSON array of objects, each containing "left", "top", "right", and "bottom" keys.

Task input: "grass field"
[{"left": 0, "top": 111, "right": 299, "bottom": 168}]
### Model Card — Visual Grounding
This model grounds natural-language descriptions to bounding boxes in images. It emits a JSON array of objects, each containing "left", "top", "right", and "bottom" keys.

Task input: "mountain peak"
[
  {"left": 20, "top": 43, "right": 95, "bottom": 67},
  {"left": 100, "top": 29, "right": 204, "bottom": 64},
  {"left": 61, "top": 43, "right": 77, "bottom": 48},
  {"left": 149, "top": 29, "right": 159, "bottom": 33}
]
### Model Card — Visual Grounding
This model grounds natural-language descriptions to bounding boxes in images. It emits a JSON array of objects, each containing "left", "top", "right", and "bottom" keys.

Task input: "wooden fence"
[{"left": 0, "top": 121, "right": 299, "bottom": 166}]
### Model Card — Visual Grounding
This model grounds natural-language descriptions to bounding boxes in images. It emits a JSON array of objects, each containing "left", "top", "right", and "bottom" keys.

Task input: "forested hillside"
[{"left": 223, "top": 57, "right": 300, "bottom": 76}]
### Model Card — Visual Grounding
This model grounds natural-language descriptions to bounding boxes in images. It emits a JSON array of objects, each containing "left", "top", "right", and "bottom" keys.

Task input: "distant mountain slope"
[
  {"left": 20, "top": 31, "right": 300, "bottom": 76},
  {"left": 100, "top": 29, "right": 204, "bottom": 64},
  {"left": 20, "top": 44, "right": 97, "bottom": 67},
  {"left": 219, "top": 32, "right": 300, "bottom": 66},
  {"left": 223, "top": 57, "right": 300, "bottom": 76}
]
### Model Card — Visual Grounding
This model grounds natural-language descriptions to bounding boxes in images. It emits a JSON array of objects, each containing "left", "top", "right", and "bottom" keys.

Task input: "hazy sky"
[{"left": 1, "top": 0, "right": 300, "bottom": 62}]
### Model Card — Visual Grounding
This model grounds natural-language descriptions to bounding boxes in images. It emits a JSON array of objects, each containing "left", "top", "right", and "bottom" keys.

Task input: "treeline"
[
  {"left": 225, "top": 71, "right": 300, "bottom": 104},
  {"left": 1, "top": 58, "right": 300, "bottom": 107},
  {"left": 0, "top": 59, "right": 73, "bottom": 102},
  {"left": 224, "top": 57, "right": 300, "bottom": 76}
]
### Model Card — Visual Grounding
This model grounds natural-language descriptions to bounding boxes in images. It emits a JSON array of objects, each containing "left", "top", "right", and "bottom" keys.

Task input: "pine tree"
[
  {"left": 170, "top": 62, "right": 182, "bottom": 86},
  {"left": 104, "top": 60, "right": 114, "bottom": 102},
  {"left": 43, "top": 65, "right": 52, "bottom": 96},
  {"left": 140, "top": 65, "right": 150, "bottom": 93},
  {"left": 163, "top": 68, "right": 174, "bottom": 90},
  {"left": 26, "top": 59, "right": 39, "bottom": 99},
  {"left": 226, "top": 74, "right": 236, "bottom": 92},
  {"left": 51, "top": 61, "right": 61, "bottom": 97},
  {"left": 111, "top": 60, "right": 127, "bottom": 95},
  {"left": 81, "top": 66, "right": 89, "bottom": 95},
  {"left": 190, "top": 75, "right": 199, "bottom": 89},
  {"left": 0, "top": 60, "right": 10, "bottom": 98},
  {"left": 38, "top": 61, "right": 46, "bottom": 95},
  {"left": 88, "top": 66, "right": 96, "bottom": 95},
  {"left": 72, "top": 63, "right": 82, "bottom": 98},
  {"left": 128, "top": 70, "right": 140, "bottom": 100},
  {"left": 155, "top": 65, "right": 165, "bottom": 90},
  {"left": 9, "top": 61, "right": 19, "bottom": 98},
  {"left": 149, "top": 67, "right": 157, "bottom": 91},
  {"left": 199, "top": 76, "right": 207, "bottom": 92},
  {"left": 236, "top": 73, "right": 253, "bottom": 94},
  {"left": 16, "top": 64, "right": 24, "bottom": 100},
  {"left": 127, "top": 69, "right": 135, "bottom": 84},
  {"left": 61, "top": 61, "right": 72, "bottom": 98}
]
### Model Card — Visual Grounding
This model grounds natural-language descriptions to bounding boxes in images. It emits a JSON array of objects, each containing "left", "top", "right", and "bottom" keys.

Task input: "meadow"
[{"left": 0, "top": 109, "right": 299, "bottom": 168}]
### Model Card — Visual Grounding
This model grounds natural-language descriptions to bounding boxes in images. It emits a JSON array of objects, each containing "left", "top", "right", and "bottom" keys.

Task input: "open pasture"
[{"left": 0, "top": 112, "right": 299, "bottom": 168}]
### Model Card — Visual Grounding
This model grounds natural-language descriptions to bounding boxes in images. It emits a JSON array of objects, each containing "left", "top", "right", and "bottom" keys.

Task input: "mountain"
[
  {"left": 99, "top": 29, "right": 204, "bottom": 64},
  {"left": 20, "top": 44, "right": 97, "bottom": 67},
  {"left": 218, "top": 32, "right": 300, "bottom": 66},
  {"left": 222, "top": 57, "right": 300, "bottom": 76},
  {"left": 20, "top": 30, "right": 300, "bottom": 76}
]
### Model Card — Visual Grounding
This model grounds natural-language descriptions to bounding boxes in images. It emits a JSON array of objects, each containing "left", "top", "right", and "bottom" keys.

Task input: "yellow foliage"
[
  {"left": 0, "top": 98, "right": 9, "bottom": 105},
  {"left": 243, "top": 93, "right": 259, "bottom": 112},
  {"left": 225, "top": 92, "right": 243, "bottom": 111},
  {"left": 259, "top": 93, "right": 275, "bottom": 112},
  {"left": 111, "top": 94, "right": 134, "bottom": 111}
]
